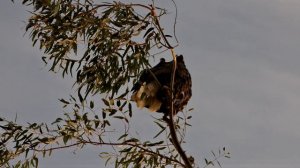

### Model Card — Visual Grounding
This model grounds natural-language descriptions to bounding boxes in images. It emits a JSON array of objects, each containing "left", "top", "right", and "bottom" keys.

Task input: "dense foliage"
[{"left": 1, "top": 0, "right": 230, "bottom": 167}]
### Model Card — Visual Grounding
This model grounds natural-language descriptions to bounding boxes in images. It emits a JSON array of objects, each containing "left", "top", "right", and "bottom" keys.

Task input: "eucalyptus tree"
[{"left": 0, "top": 0, "right": 230, "bottom": 167}]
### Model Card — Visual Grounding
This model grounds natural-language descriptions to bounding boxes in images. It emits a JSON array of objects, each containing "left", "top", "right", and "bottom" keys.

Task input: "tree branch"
[
  {"left": 32, "top": 140, "right": 185, "bottom": 167},
  {"left": 151, "top": 5, "right": 176, "bottom": 49},
  {"left": 167, "top": 49, "right": 193, "bottom": 168},
  {"left": 150, "top": 3, "right": 192, "bottom": 167}
]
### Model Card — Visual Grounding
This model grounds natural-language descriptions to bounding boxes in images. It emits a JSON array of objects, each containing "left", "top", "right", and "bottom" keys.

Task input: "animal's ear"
[
  {"left": 160, "top": 58, "right": 166, "bottom": 63},
  {"left": 176, "top": 55, "right": 184, "bottom": 62}
]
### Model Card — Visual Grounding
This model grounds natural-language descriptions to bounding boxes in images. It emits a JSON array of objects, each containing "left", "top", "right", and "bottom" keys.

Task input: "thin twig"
[
  {"left": 91, "top": 3, "right": 152, "bottom": 11},
  {"left": 151, "top": 5, "right": 175, "bottom": 49},
  {"left": 32, "top": 140, "right": 185, "bottom": 167},
  {"left": 203, "top": 152, "right": 228, "bottom": 168},
  {"left": 171, "top": 0, "right": 179, "bottom": 43}
]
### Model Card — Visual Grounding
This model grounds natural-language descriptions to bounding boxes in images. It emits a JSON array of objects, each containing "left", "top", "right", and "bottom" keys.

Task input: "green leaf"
[
  {"left": 113, "top": 116, "right": 125, "bottom": 120},
  {"left": 105, "top": 157, "right": 111, "bottom": 166},
  {"left": 128, "top": 103, "right": 132, "bottom": 117},
  {"left": 188, "top": 108, "right": 194, "bottom": 111},
  {"left": 119, "top": 147, "right": 132, "bottom": 153},
  {"left": 205, "top": 158, "right": 208, "bottom": 165},
  {"left": 217, "top": 160, "right": 222, "bottom": 168},
  {"left": 52, "top": 118, "right": 63, "bottom": 124},
  {"left": 90, "top": 101, "right": 94, "bottom": 109},
  {"left": 38, "top": 137, "right": 49, "bottom": 143},
  {"left": 211, "top": 150, "right": 216, "bottom": 157},
  {"left": 147, "top": 141, "right": 164, "bottom": 146},
  {"left": 25, "top": 148, "right": 30, "bottom": 158},
  {"left": 51, "top": 3, "right": 60, "bottom": 17},
  {"left": 108, "top": 109, "right": 117, "bottom": 116},
  {"left": 225, "top": 155, "right": 231, "bottom": 158},
  {"left": 78, "top": 90, "right": 84, "bottom": 103},
  {"left": 153, "top": 127, "right": 165, "bottom": 139},
  {"left": 116, "top": 100, "right": 121, "bottom": 107},
  {"left": 118, "top": 133, "right": 128, "bottom": 141},
  {"left": 63, "top": 135, "right": 70, "bottom": 144},
  {"left": 102, "top": 98, "right": 110, "bottom": 106},
  {"left": 143, "top": 27, "right": 154, "bottom": 38},
  {"left": 15, "top": 161, "right": 21, "bottom": 168},
  {"left": 156, "top": 147, "right": 166, "bottom": 151},
  {"left": 124, "top": 138, "right": 139, "bottom": 143},
  {"left": 154, "top": 121, "right": 165, "bottom": 129},
  {"left": 102, "top": 111, "right": 107, "bottom": 119},
  {"left": 94, "top": 120, "right": 100, "bottom": 128},
  {"left": 70, "top": 61, "right": 75, "bottom": 77},
  {"left": 59, "top": 99, "right": 69, "bottom": 104}
]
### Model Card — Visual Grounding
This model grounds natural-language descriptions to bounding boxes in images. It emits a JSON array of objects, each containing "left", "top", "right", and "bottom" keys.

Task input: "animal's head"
[{"left": 176, "top": 55, "right": 186, "bottom": 69}]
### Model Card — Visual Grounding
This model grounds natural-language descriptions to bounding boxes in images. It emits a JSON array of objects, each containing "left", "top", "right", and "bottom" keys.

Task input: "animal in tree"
[{"left": 131, "top": 55, "right": 192, "bottom": 114}]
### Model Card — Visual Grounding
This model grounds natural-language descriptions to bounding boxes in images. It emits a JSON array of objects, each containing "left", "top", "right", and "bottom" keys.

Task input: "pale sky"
[{"left": 1, "top": 0, "right": 300, "bottom": 168}]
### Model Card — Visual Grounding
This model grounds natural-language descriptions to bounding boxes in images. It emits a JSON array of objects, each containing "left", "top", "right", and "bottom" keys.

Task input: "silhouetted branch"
[
  {"left": 32, "top": 140, "right": 185, "bottom": 167},
  {"left": 167, "top": 50, "right": 193, "bottom": 168}
]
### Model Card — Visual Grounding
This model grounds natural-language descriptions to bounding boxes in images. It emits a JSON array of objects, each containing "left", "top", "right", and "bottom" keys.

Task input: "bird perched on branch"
[{"left": 131, "top": 55, "right": 192, "bottom": 114}]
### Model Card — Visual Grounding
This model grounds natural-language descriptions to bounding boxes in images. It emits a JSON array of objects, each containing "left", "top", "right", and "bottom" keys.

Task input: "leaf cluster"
[
  {"left": 2, "top": 0, "right": 231, "bottom": 168},
  {"left": 0, "top": 95, "right": 192, "bottom": 168},
  {"left": 23, "top": 0, "right": 168, "bottom": 100}
]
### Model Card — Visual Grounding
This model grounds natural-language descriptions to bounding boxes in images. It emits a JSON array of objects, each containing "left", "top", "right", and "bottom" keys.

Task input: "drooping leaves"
[{"left": 24, "top": 0, "right": 166, "bottom": 100}]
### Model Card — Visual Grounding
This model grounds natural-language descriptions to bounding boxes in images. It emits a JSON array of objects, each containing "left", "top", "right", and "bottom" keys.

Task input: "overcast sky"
[{"left": 1, "top": 0, "right": 300, "bottom": 168}]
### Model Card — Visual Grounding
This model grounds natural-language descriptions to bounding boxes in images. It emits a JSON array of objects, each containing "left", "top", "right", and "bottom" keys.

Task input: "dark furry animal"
[{"left": 131, "top": 55, "right": 192, "bottom": 114}]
